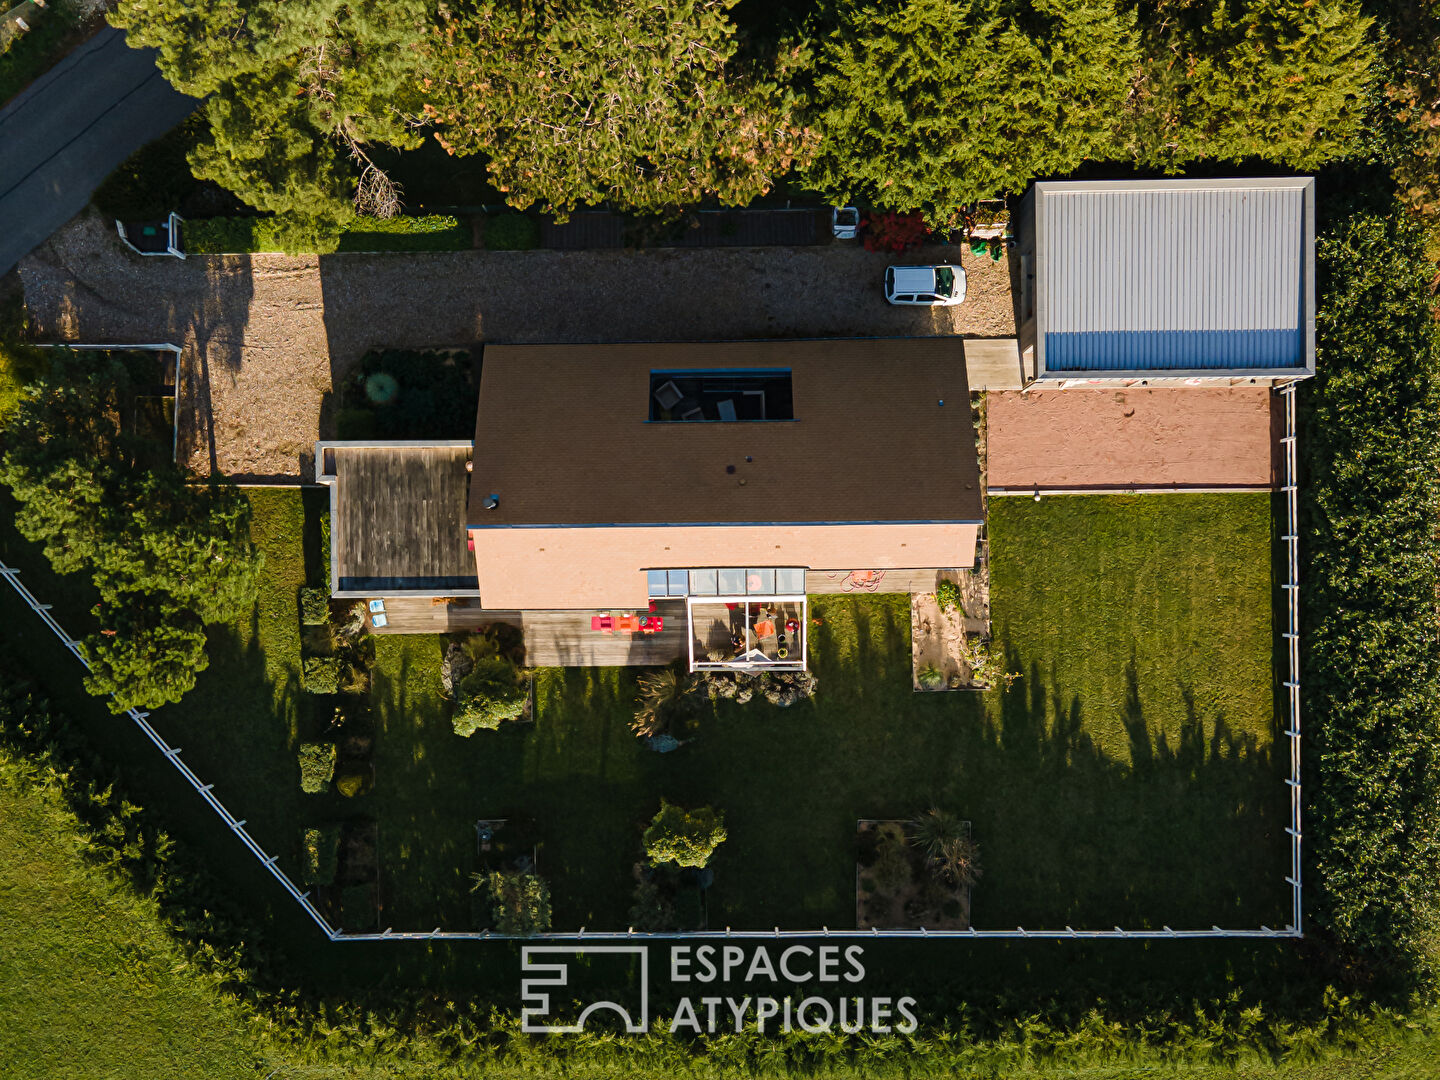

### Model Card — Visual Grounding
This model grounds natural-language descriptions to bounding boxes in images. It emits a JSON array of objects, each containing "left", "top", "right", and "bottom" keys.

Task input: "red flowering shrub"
[{"left": 861, "top": 211, "right": 931, "bottom": 253}]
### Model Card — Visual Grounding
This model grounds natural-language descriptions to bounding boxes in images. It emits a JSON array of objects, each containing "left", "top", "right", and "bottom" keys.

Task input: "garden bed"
[
  {"left": 856, "top": 819, "right": 972, "bottom": 929},
  {"left": 911, "top": 567, "right": 991, "bottom": 691}
]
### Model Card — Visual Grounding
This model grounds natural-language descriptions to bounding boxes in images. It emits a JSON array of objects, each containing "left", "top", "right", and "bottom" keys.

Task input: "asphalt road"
[{"left": 0, "top": 25, "right": 196, "bottom": 276}]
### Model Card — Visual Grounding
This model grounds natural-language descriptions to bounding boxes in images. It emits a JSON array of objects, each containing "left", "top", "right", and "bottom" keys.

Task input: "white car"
[
  {"left": 885, "top": 265, "right": 966, "bottom": 306},
  {"left": 831, "top": 206, "right": 860, "bottom": 240}
]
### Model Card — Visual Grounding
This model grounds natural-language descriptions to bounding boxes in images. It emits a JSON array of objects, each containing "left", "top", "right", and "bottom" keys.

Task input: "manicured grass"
[
  {"left": 0, "top": 768, "right": 260, "bottom": 1079},
  {"left": 0, "top": 488, "right": 1286, "bottom": 935}
]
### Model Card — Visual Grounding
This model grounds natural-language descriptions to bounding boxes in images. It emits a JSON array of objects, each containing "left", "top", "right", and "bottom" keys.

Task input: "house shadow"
[{"left": 965, "top": 643, "right": 1288, "bottom": 931}]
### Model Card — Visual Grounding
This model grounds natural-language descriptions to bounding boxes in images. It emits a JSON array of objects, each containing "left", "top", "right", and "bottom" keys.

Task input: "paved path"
[{"left": 0, "top": 25, "right": 197, "bottom": 275}]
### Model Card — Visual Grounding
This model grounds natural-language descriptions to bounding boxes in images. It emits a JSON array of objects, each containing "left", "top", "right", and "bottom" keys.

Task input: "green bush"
[
  {"left": 483, "top": 213, "right": 540, "bottom": 250},
  {"left": 300, "top": 826, "right": 340, "bottom": 885},
  {"left": 473, "top": 870, "right": 551, "bottom": 935},
  {"left": 297, "top": 741, "right": 336, "bottom": 794},
  {"left": 184, "top": 214, "right": 467, "bottom": 254},
  {"left": 299, "top": 587, "right": 330, "bottom": 627},
  {"left": 334, "top": 765, "right": 373, "bottom": 798},
  {"left": 452, "top": 656, "right": 526, "bottom": 736},
  {"left": 336, "top": 214, "right": 470, "bottom": 252},
  {"left": 302, "top": 655, "right": 341, "bottom": 695},
  {"left": 0, "top": 339, "right": 48, "bottom": 423},
  {"left": 1302, "top": 208, "right": 1440, "bottom": 988},
  {"left": 935, "top": 578, "right": 963, "bottom": 615},
  {"left": 643, "top": 799, "right": 727, "bottom": 868}
]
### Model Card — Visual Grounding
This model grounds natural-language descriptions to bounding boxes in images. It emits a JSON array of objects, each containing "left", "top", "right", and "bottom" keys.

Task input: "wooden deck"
[
  {"left": 333, "top": 446, "right": 477, "bottom": 592},
  {"left": 806, "top": 569, "right": 946, "bottom": 595},
  {"left": 370, "top": 598, "right": 687, "bottom": 667}
]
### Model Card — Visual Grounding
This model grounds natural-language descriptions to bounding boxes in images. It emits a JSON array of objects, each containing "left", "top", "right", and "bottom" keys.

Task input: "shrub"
[
  {"left": 335, "top": 214, "right": 470, "bottom": 252},
  {"left": 935, "top": 579, "right": 963, "bottom": 615},
  {"left": 302, "top": 656, "right": 341, "bottom": 695},
  {"left": 643, "top": 799, "right": 727, "bottom": 868},
  {"left": 300, "top": 826, "right": 340, "bottom": 885},
  {"left": 862, "top": 211, "right": 930, "bottom": 253},
  {"left": 334, "top": 407, "right": 377, "bottom": 440},
  {"left": 334, "top": 765, "right": 373, "bottom": 798},
  {"left": 452, "top": 656, "right": 526, "bottom": 736},
  {"left": 473, "top": 870, "right": 551, "bottom": 935},
  {"left": 911, "top": 808, "right": 963, "bottom": 858},
  {"left": 918, "top": 664, "right": 945, "bottom": 690},
  {"left": 299, "top": 587, "right": 330, "bottom": 627},
  {"left": 1302, "top": 209, "right": 1440, "bottom": 988},
  {"left": 297, "top": 741, "right": 336, "bottom": 794},
  {"left": 484, "top": 213, "right": 541, "bottom": 250},
  {"left": 0, "top": 339, "right": 49, "bottom": 424}
]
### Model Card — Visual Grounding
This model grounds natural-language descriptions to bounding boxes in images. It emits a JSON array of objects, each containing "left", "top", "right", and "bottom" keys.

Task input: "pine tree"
[
  {"left": 1125, "top": 0, "right": 1373, "bottom": 169},
  {"left": 0, "top": 351, "right": 261, "bottom": 714},
  {"left": 422, "top": 0, "right": 813, "bottom": 218},
  {"left": 803, "top": 0, "right": 1137, "bottom": 225},
  {"left": 110, "top": 0, "right": 432, "bottom": 231}
]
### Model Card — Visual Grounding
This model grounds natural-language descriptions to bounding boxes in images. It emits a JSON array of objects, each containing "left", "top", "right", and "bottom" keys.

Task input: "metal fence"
[
  {"left": 1280, "top": 383, "right": 1303, "bottom": 934},
  {"left": 0, "top": 388, "right": 1306, "bottom": 941}
]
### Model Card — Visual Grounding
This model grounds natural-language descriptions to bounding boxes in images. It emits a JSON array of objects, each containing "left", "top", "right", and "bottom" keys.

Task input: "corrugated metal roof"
[{"left": 1038, "top": 181, "right": 1309, "bottom": 372}]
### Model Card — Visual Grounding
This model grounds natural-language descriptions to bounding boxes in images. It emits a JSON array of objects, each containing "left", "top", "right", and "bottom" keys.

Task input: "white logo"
[{"left": 520, "top": 945, "right": 650, "bottom": 1033}]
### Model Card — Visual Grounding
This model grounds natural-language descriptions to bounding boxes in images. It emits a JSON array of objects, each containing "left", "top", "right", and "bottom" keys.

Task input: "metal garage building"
[{"left": 1016, "top": 178, "right": 1316, "bottom": 387}]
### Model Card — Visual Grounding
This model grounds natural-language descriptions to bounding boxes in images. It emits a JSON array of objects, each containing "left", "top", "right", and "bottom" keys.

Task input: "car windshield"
[
  {"left": 885, "top": 267, "right": 895, "bottom": 289},
  {"left": 933, "top": 267, "right": 956, "bottom": 297}
]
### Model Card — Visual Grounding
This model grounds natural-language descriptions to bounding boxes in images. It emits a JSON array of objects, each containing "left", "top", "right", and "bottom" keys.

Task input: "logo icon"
[{"left": 520, "top": 945, "right": 650, "bottom": 1033}]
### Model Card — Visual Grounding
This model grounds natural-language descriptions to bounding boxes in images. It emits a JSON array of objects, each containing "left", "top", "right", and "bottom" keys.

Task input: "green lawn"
[
  {"left": 0, "top": 767, "right": 261, "bottom": 1079},
  {"left": 0, "top": 488, "right": 1286, "bottom": 934}
]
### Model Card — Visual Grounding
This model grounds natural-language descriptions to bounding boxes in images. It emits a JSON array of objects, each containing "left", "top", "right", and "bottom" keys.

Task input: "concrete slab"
[{"left": 963, "top": 338, "right": 1023, "bottom": 390}]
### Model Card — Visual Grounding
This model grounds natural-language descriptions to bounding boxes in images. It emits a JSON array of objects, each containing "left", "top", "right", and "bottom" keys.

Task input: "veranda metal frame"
[{"left": 686, "top": 593, "right": 808, "bottom": 673}]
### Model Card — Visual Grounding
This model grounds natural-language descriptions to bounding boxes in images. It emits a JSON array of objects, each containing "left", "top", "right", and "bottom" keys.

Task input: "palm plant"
[
  {"left": 910, "top": 807, "right": 964, "bottom": 859},
  {"left": 932, "top": 834, "right": 982, "bottom": 888},
  {"left": 631, "top": 666, "right": 695, "bottom": 737}
]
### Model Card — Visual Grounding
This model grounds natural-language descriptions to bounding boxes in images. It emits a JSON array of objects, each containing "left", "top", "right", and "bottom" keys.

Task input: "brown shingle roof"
[{"left": 468, "top": 339, "right": 982, "bottom": 528}]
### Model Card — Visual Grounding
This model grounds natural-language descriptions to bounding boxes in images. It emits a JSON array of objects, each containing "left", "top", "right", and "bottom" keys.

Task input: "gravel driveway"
[{"left": 20, "top": 212, "right": 1018, "bottom": 480}]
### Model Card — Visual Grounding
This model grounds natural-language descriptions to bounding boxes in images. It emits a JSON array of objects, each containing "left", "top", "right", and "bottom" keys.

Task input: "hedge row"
[
  {"left": 1301, "top": 209, "right": 1440, "bottom": 990},
  {"left": 183, "top": 214, "right": 471, "bottom": 254}
]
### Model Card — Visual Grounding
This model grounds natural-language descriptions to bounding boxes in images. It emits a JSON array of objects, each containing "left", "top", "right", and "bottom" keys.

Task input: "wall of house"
[{"left": 468, "top": 522, "right": 981, "bottom": 610}]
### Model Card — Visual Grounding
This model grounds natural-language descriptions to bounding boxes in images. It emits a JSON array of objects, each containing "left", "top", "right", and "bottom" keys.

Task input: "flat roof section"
[
  {"left": 331, "top": 445, "right": 478, "bottom": 593},
  {"left": 987, "top": 388, "right": 1280, "bottom": 491},
  {"left": 469, "top": 338, "right": 983, "bottom": 528},
  {"left": 1033, "top": 178, "right": 1314, "bottom": 375}
]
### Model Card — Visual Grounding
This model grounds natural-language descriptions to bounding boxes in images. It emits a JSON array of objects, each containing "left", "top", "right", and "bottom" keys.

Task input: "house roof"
[
  {"left": 1034, "top": 178, "right": 1315, "bottom": 374},
  {"left": 326, "top": 444, "right": 478, "bottom": 594},
  {"left": 467, "top": 338, "right": 983, "bottom": 529}
]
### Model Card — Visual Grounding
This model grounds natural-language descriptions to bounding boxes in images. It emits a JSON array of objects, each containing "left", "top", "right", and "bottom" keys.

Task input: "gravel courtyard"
[{"left": 19, "top": 213, "right": 1017, "bottom": 480}]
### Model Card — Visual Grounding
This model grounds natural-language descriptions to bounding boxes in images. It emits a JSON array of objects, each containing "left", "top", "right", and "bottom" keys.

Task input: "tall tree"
[
  {"left": 803, "top": 0, "right": 1137, "bottom": 225},
  {"left": 423, "top": 0, "right": 813, "bottom": 218},
  {"left": 1125, "top": 0, "right": 1374, "bottom": 169},
  {"left": 110, "top": 0, "right": 432, "bottom": 236},
  {"left": 0, "top": 351, "right": 261, "bottom": 714}
]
